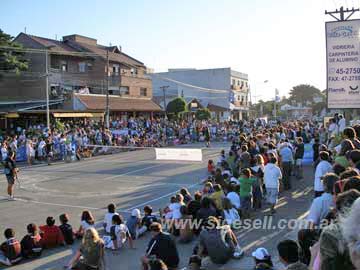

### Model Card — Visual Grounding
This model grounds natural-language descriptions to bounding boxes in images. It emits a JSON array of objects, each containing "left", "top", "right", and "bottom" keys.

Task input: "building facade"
[
  {"left": 150, "top": 68, "right": 250, "bottom": 121},
  {"left": 0, "top": 33, "right": 160, "bottom": 127}
]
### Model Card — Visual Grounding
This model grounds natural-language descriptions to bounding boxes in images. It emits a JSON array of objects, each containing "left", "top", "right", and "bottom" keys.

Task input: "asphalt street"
[{"left": 0, "top": 143, "right": 315, "bottom": 270}]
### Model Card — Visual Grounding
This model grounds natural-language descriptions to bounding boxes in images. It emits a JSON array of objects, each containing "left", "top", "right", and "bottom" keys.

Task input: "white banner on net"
[{"left": 155, "top": 148, "right": 202, "bottom": 161}]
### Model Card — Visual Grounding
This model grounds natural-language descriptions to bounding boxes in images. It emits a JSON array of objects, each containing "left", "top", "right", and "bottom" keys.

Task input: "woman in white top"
[
  {"left": 222, "top": 198, "right": 240, "bottom": 227},
  {"left": 76, "top": 210, "right": 95, "bottom": 238}
]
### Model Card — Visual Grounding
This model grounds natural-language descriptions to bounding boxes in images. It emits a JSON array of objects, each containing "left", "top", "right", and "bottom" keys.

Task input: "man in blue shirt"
[{"left": 279, "top": 142, "right": 293, "bottom": 190}]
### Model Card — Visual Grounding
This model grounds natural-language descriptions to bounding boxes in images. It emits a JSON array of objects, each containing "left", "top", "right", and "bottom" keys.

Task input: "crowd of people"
[
  {"left": 0, "top": 117, "right": 258, "bottom": 166},
  {"left": 2, "top": 114, "right": 360, "bottom": 270}
]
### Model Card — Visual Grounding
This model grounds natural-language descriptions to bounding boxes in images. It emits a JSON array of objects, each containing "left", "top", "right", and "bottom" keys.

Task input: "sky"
[{"left": 1, "top": 0, "right": 359, "bottom": 101}]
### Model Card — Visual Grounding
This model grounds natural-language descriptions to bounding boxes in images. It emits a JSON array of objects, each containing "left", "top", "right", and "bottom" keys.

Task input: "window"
[
  {"left": 79, "top": 62, "right": 86, "bottom": 72},
  {"left": 61, "top": 61, "right": 67, "bottom": 72},
  {"left": 87, "top": 63, "right": 93, "bottom": 71},
  {"left": 232, "top": 79, "right": 235, "bottom": 86},
  {"left": 120, "top": 86, "right": 129, "bottom": 95},
  {"left": 112, "top": 64, "right": 120, "bottom": 75},
  {"left": 140, "top": 88, "right": 147, "bottom": 96},
  {"left": 237, "top": 80, "right": 240, "bottom": 86},
  {"left": 237, "top": 96, "right": 241, "bottom": 101},
  {"left": 131, "top": 68, "right": 138, "bottom": 75}
]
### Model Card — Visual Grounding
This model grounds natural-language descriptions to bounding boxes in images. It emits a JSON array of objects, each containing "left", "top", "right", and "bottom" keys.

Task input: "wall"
[{"left": 151, "top": 68, "right": 232, "bottom": 109}]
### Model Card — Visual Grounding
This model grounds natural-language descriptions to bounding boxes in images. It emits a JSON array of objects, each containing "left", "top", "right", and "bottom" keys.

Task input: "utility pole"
[
  {"left": 105, "top": 50, "right": 110, "bottom": 129},
  {"left": 325, "top": 6, "right": 360, "bottom": 21},
  {"left": 45, "top": 50, "right": 50, "bottom": 130},
  {"left": 160, "top": 85, "right": 169, "bottom": 119}
]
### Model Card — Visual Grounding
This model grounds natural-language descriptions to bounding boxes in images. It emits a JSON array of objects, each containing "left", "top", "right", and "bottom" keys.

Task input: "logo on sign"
[{"left": 327, "top": 25, "right": 355, "bottom": 38}]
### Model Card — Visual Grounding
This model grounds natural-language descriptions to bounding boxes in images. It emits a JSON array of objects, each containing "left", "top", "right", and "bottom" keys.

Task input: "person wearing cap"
[
  {"left": 252, "top": 247, "right": 274, "bottom": 270},
  {"left": 126, "top": 209, "right": 147, "bottom": 240},
  {"left": 3, "top": 151, "right": 18, "bottom": 200}
]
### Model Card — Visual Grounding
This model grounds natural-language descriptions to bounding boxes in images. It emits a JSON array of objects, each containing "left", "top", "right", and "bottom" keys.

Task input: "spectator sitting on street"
[
  {"left": 252, "top": 247, "right": 274, "bottom": 270},
  {"left": 103, "top": 203, "right": 119, "bottom": 235},
  {"left": 20, "top": 223, "right": 42, "bottom": 258},
  {"left": 127, "top": 209, "right": 147, "bottom": 240},
  {"left": 65, "top": 228, "right": 105, "bottom": 270},
  {"left": 76, "top": 210, "right": 95, "bottom": 238},
  {"left": 208, "top": 159, "right": 215, "bottom": 174},
  {"left": 109, "top": 214, "right": 133, "bottom": 250},
  {"left": 197, "top": 216, "right": 244, "bottom": 266},
  {"left": 141, "top": 222, "right": 179, "bottom": 270},
  {"left": 0, "top": 228, "right": 22, "bottom": 266},
  {"left": 39, "top": 216, "right": 65, "bottom": 249},
  {"left": 209, "top": 184, "right": 225, "bottom": 210},
  {"left": 277, "top": 239, "right": 308, "bottom": 270},
  {"left": 177, "top": 205, "right": 193, "bottom": 243},
  {"left": 59, "top": 213, "right": 75, "bottom": 245},
  {"left": 142, "top": 205, "right": 158, "bottom": 231},
  {"left": 222, "top": 197, "right": 240, "bottom": 227},
  {"left": 180, "top": 187, "right": 193, "bottom": 204}
]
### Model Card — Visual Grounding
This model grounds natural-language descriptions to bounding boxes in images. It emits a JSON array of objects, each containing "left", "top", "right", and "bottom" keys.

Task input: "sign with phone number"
[{"left": 326, "top": 20, "right": 360, "bottom": 108}]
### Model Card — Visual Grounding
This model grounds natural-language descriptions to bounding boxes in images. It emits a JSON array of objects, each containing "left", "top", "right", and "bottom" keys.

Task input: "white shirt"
[
  {"left": 166, "top": 203, "right": 183, "bottom": 219},
  {"left": 81, "top": 220, "right": 94, "bottom": 231},
  {"left": 307, "top": 193, "right": 334, "bottom": 226},
  {"left": 338, "top": 118, "right": 346, "bottom": 133},
  {"left": 314, "top": 160, "right": 332, "bottom": 192},
  {"left": 227, "top": 192, "right": 241, "bottom": 209},
  {"left": 112, "top": 224, "right": 130, "bottom": 249},
  {"left": 264, "top": 163, "right": 282, "bottom": 189},
  {"left": 104, "top": 212, "right": 119, "bottom": 234}
]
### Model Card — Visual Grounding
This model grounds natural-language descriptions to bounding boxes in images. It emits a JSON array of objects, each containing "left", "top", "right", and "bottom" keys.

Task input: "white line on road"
[
  {"left": 0, "top": 195, "right": 132, "bottom": 213},
  {"left": 125, "top": 181, "right": 201, "bottom": 212},
  {"left": 102, "top": 164, "right": 165, "bottom": 180}
]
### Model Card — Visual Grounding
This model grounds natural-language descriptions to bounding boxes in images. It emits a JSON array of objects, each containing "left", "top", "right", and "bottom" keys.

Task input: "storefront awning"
[
  {"left": 53, "top": 112, "right": 104, "bottom": 118},
  {"left": 6, "top": 113, "right": 20, "bottom": 118}
]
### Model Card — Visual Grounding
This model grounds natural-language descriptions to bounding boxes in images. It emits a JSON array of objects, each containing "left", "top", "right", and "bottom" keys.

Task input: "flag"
[{"left": 275, "top": 88, "right": 280, "bottom": 103}]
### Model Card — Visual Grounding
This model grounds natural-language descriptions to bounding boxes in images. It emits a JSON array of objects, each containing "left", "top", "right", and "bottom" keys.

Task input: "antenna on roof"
[
  {"left": 109, "top": 42, "right": 112, "bottom": 47},
  {"left": 55, "top": 34, "right": 57, "bottom": 40},
  {"left": 24, "top": 27, "right": 27, "bottom": 34}
]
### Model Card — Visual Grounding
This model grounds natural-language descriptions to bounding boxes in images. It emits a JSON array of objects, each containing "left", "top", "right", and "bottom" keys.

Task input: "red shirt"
[{"left": 39, "top": 225, "right": 64, "bottom": 248}]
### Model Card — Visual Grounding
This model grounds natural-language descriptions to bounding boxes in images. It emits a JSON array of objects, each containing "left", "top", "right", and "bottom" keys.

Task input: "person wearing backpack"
[
  {"left": 3, "top": 151, "right": 18, "bottom": 200},
  {"left": 0, "top": 228, "right": 22, "bottom": 266},
  {"left": 20, "top": 223, "right": 42, "bottom": 258}
]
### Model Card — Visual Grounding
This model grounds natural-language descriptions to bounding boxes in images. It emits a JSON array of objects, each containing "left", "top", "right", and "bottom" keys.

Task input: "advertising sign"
[{"left": 326, "top": 20, "right": 360, "bottom": 108}]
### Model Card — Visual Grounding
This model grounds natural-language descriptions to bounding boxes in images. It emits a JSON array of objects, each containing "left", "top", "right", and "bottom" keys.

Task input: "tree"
[
  {"left": 0, "top": 29, "right": 28, "bottom": 75},
  {"left": 166, "top": 97, "right": 187, "bottom": 119},
  {"left": 195, "top": 108, "right": 211, "bottom": 120},
  {"left": 288, "top": 84, "right": 321, "bottom": 105}
]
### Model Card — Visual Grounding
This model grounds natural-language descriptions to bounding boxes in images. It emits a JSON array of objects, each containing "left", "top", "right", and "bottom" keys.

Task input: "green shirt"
[{"left": 238, "top": 177, "right": 256, "bottom": 198}]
